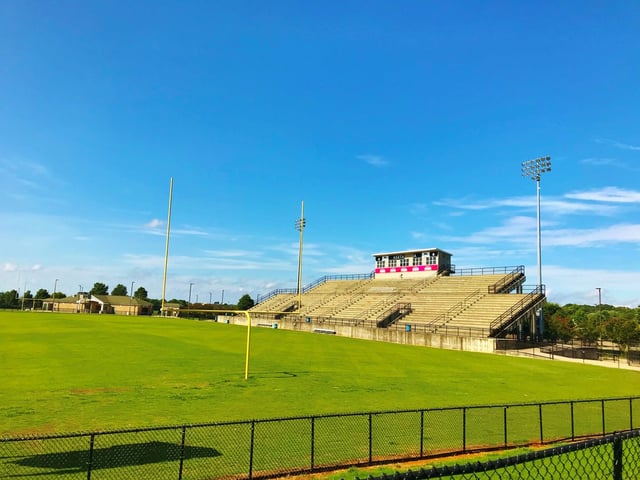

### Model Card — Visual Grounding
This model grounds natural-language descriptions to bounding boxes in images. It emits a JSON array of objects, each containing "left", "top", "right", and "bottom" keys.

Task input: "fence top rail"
[
  {"left": 3, "top": 395, "right": 639, "bottom": 443},
  {"left": 363, "top": 428, "right": 640, "bottom": 480}
]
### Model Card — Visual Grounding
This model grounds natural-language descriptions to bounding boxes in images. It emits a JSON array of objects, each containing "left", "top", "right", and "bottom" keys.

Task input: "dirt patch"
[{"left": 69, "top": 387, "right": 132, "bottom": 395}]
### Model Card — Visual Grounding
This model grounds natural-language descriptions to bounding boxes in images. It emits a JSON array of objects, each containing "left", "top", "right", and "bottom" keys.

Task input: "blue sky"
[{"left": 1, "top": 1, "right": 639, "bottom": 306}]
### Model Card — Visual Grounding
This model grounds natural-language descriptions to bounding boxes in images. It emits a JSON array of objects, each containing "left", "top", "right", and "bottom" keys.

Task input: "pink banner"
[{"left": 375, "top": 265, "right": 437, "bottom": 274}]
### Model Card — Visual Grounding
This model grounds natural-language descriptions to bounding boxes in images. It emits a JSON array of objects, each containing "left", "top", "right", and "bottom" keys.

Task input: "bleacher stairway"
[{"left": 250, "top": 267, "right": 544, "bottom": 340}]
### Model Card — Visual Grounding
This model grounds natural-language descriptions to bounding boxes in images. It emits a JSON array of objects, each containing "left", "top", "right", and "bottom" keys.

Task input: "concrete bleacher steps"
[{"left": 253, "top": 271, "right": 540, "bottom": 338}]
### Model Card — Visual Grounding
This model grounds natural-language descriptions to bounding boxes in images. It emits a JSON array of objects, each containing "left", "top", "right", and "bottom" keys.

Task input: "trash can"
[
  {"left": 405, "top": 325, "right": 412, "bottom": 332},
  {"left": 273, "top": 323, "right": 278, "bottom": 329}
]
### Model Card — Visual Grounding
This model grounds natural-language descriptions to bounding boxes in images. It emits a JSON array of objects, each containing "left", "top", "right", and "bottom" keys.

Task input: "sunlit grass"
[{"left": 1, "top": 311, "right": 639, "bottom": 436}]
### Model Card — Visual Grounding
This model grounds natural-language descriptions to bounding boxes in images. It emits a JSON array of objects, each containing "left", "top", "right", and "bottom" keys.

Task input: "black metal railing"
[
  {"left": 2, "top": 396, "right": 639, "bottom": 480},
  {"left": 361, "top": 428, "right": 640, "bottom": 480},
  {"left": 256, "top": 273, "right": 374, "bottom": 304},
  {"left": 452, "top": 265, "right": 524, "bottom": 277},
  {"left": 487, "top": 266, "right": 526, "bottom": 294},
  {"left": 489, "top": 285, "right": 546, "bottom": 337},
  {"left": 376, "top": 303, "right": 412, "bottom": 327}
]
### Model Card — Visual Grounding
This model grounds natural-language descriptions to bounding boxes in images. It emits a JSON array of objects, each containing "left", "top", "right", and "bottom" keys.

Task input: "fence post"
[
  {"left": 538, "top": 404, "right": 543, "bottom": 444},
  {"left": 310, "top": 417, "right": 315, "bottom": 471},
  {"left": 570, "top": 401, "right": 575, "bottom": 441},
  {"left": 630, "top": 398, "right": 634, "bottom": 431},
  {"left": 613, "top": 435, "right": 623, "bottom": 480},
  {"left": 86, "top": 433, "right": 95, "bottom": 480},
  {"left": 178, "top": 426, "right": 187, "bottom": 480},
  {"left": 249, "top": 421, "right": 255, "bottom": 480},
  {"left": 368, "top": 413, "right": 373, "bottom": 464},
  {"left": 462, "top": 408, "right": 467, "bottom": 452},
  {"left": 503, "top": 407, "right": 508, "bottom": 447},
  {"left": 419, "top": 410, "right": 425, "bottom": 457},
  {"left": 602, "top": 399, "right": 606, "bottom": 436}
]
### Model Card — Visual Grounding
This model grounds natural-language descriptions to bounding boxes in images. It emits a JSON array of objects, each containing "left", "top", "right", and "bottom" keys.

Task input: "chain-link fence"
[
  {"left": 1, "top": 396, "right": 639, "bottom": 479},
  {"left": 359, "top": 428, "right": 640, "bottom": 480}
]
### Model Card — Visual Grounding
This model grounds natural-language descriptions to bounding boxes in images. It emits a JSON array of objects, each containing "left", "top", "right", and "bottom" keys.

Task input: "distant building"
[
  {"left": 161, "top": 303, "right": 181, "bottom": 317},
  {"left": 372, "top": 248, "right": 453, "bottom": 279},
  {"left": 49, "top": 292, "right": 153, "bottom": 315}
]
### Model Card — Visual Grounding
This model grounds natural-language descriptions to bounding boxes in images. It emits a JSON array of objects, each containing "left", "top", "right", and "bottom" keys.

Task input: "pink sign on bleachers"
[{"left": 375, "top": 265, "right": 438, "bottom": 274}]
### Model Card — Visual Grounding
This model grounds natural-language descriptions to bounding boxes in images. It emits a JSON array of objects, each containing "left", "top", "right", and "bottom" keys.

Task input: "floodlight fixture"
[{"left": 521, "top": 156, "right": 552, "bottom": 180}]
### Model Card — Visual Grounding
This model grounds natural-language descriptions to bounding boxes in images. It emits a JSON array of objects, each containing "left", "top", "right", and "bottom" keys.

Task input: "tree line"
[
  {"left": 544, "top": 302, "right": 640, "bottom": 359},
  {"left": 0, "top": 282, "right": 255, "bottom": 312}
]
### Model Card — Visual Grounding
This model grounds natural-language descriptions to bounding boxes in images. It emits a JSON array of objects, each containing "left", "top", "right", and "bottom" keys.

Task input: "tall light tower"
[
  {"left": 522, "top": 155, "right": 551, "bottom": 339},
  {"left": 295, "top": 201, "right": 306, "bottom": 311},
  {"left": 129, "top": 281, "right": 135, "bottom": 316},
  {"left": 52, "top": 278, "right": 58, "bottom": 312},
  {"left": 188, "top": 282, "right": 194, "bottom": 316},
  {"left": 161, "top": 177, "right": 174, "bottom": 317}
]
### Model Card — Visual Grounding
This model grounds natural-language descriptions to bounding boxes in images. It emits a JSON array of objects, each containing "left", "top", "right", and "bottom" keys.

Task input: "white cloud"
[
  {"left": 145, "top": 219, "right": 164, "bottom": 229},
  {"left": 357, "top": 154, "right": 389, "bottom": 167},
  {"left": 434, "top": 195, "right": 619, "bottom": 216},
  {"left": 3, "top": 263, "right": 18, "bottom": 272},
  {"left": 544, "top": 265, "right": 640, "bottom": 307},
  {"left": 565, "top": 187, "right": 640, "bottom": 203},
  {"left": 596, "top": 138, "right": 640, "bottom": 151},
  {"left": 545, "top": 224, "right": 640, "bottom": 247}
]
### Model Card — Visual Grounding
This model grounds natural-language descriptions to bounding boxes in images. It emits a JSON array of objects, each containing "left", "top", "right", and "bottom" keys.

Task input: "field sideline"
[{"left": 2, "top": 311, "right": 639, "bottom": 437}]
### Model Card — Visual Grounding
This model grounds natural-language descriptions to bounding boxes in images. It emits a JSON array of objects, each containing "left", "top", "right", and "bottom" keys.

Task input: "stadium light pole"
[
  {"left": 129, "top": 281, "right": 135, "bottom": 316},
  {"left": 295, "top": 201, "right": 306, "bottom": 311},
  {"left": 161, "top": 177, "right": 174, "bottom": 317},
  {"left": 52, "top": 278, "right": 58, "bottom": 312},
  {"left": 596, "top": 287, "right": 602, "bottom": 352},
  {"left": 522, "top": 155, "right": 551, "bottom": 340},
  {"left": 188, "top": 282, "right": 194, "bottom": 316}
]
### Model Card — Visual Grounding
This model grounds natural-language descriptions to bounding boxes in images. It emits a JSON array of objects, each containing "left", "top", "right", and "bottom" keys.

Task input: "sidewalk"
[{"left": 503, "top": 347, "right": 640, "bottom": 371}]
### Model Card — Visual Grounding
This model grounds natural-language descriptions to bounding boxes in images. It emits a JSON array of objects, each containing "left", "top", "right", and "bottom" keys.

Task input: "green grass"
[{"left": 1, "top": 311, "right": 639, "bottom": 437}]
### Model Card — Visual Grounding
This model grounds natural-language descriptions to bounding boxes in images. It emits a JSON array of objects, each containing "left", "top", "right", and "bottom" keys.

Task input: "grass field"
[{"left": 2, "top": 311, "right": 639, "bottom": 437}]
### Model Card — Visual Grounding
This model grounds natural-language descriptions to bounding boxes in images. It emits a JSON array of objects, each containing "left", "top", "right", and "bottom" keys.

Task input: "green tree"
[
  {"left": 111, "top": 284, "right": 128, "bottom": 296},
  {"left": 0, "top": 290, "right": 19, "bottom": 309},
  {"left": 573, "top": 310, "right": 600, "bottom": 344},
  {"left": 35, "top": 288, "right": 50, "bottom": 299},
  {"left": 134, "top": 286, "right": 148, "bottom": 300},
  {"left": 90, "top": 282, "right": 109, "bottom": 295},
  {"left": 237, "top": 294, "right": 255, "bottom": 310},
  {"left": 546, "top": 312, "right": 574, "bottom": 342},
  {"left": 603, "top": 312, "right": 640, "bottom": 365}
]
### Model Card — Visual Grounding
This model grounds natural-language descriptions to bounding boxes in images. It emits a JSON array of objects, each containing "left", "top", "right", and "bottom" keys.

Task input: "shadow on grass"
[{"left": 11, "top": 440, "right": 220, "bottom": 473}]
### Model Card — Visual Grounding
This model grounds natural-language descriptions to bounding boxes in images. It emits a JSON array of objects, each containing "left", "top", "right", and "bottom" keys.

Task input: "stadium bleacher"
[{"left": 250, "top": 268, "right": 545, "bottom": 340}]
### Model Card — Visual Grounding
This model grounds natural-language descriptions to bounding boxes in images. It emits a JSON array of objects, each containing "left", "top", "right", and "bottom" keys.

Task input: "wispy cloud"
[
  {"left": 545, "top": 223, "right": 640, "bottom": 247},
  {"left": 565, "top": 187, "right": 640, "bottom": 203},
  {"left": 596, "top": 138, "right": 640, "bottom": 151},
  {"left": 0, "top": 159, "right": 50, "bottom": 192},
  {"left": 145, "top": 219, "right": 164, "bottom": 229},
  {"left": 543, "top": 265, "right": 640, "bottom": 307},
  {"left": 357, "top": 154, "right": 389, "bottom": 167},
  {"left": 434, "top": 195, "right": 618, "bottom": 216},
  {"left": 579, "top": 157, "right": 638, "bottom": 171}
]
